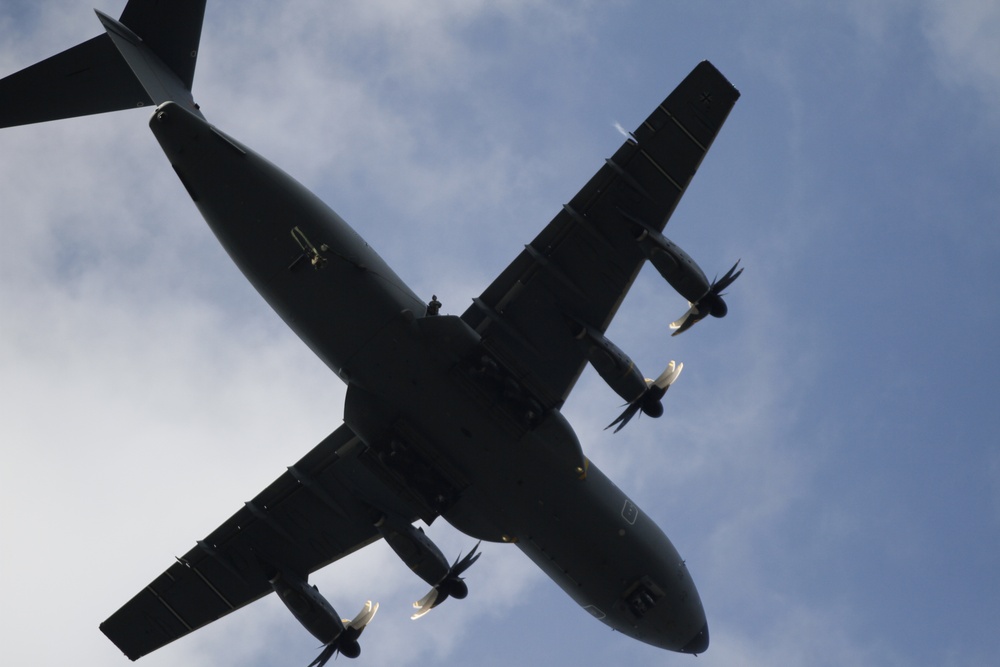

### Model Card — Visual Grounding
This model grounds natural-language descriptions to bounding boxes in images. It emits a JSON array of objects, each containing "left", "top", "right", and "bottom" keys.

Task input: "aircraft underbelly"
[
  {"left": 339, "top": 313, "right": 706, "bottom": 651},
  {"left": 148, "top": 101, "right": 425, "bottom": 375}
]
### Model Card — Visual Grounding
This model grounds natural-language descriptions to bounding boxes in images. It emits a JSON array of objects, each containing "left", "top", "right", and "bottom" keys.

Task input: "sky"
[{"left": 1, "top": 1, "right": 999, "bottom": 666}]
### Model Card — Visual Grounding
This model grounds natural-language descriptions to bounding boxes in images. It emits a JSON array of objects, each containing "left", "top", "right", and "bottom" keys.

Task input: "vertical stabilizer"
[
  {"left": 118, "top": 0, "right": 206, "bottom": 92},
  {"left": 0, "top": 0, "right": 207, "bottom": 129},
  {"left": 94, "top": 9, "right": 201, "bottom": 115}
]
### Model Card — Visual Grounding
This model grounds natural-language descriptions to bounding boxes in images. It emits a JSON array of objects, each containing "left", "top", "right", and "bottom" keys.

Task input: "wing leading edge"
[
  {"left": 461, "top": 61, "right": 739, "bottom": 408},
  {"left": 100, "top": 424, "right": 424, "bottom": 660}
]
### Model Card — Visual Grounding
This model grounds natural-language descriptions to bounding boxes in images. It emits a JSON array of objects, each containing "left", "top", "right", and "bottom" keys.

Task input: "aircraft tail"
[{"left": 0, "top": 0, "right": 207, "bottom": 129}]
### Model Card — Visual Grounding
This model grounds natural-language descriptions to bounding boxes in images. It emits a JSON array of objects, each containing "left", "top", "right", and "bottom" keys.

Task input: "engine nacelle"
[
  {"left": 375, "top": 514, "right": 481, "bottom": 619},
  {"left": 270, "top": 571, "right": 377, "bottom": 664},
  {"left": 575, "top": 323, "right": 647, "bottom": 404},
  {"left": 632, "top": 223, "right": 711, "bottom": 304},
  {"left": 375, "top": 515, "right": 451, "bottom": 588},
  {"left": 269, "top": 571, "right": 344, "bottom": 645},
  {"left": 627, "top": 212, "right": 743, "bottom": 336}
]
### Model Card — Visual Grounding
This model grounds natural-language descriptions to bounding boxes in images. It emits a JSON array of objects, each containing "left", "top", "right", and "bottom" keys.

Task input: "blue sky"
[{"left": 2, "top": 1, "right": 998, "bottom": 666}]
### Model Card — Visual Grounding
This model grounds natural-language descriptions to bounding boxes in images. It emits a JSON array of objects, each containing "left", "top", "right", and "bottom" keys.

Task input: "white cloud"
[{"left": 922, "top": 0, "right": 1000, "bottom": 112}]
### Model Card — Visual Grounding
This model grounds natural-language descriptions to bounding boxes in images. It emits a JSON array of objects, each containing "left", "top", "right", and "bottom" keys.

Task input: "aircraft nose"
[{"left": 678, "top": 621, "right": 709, "bottom": 654}]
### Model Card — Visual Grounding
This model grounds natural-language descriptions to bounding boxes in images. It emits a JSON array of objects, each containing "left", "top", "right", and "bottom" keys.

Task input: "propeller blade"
[
  {"left": 347, "top": 601, "right": 378, "bottom": 631},
  {"left": 669, "top": 303, "right": 696, "bottom": 330},
  {"left": 411, "top": 589, "right": 439, "bottom": 620},
  {"left": 606, "top": 401, "right": 643, "bottom": 433},
  {"left": 608, "top": 361, "right": 683, "bottom": 432},
  {"left": 410, "top": 543, "right": 482, "bottom": 620},
  {"left": 670, "top": 260, "right": 741, "bottom": 335},
  {"left": 307, "top": 644, "right": 338, "bottom": 667},
  {"left": 713, "top": 260, "right": 743, "bottom": 294},
  {"left": 651, "top": 360, "right": 683, "bottom": 390},
  {"left": 451, "top": 542, "right": 482, "bottom": 576}
]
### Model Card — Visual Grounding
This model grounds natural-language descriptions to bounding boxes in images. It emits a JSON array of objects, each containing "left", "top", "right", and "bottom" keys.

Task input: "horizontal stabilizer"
[{"left": 0, "top": 35, "right": 152, "bottom": 129}]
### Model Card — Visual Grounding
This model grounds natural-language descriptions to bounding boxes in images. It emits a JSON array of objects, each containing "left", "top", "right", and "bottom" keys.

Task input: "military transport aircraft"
[{"left": 0, "top": 1, "right": 740, "bottom": 663}]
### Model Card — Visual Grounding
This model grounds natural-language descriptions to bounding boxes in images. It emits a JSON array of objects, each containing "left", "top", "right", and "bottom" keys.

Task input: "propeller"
[
  {"left": 411, "top": 543, "right": 482, "bottom": 619},
  {"left": 308, "top": 601, "right": 379, "bottom": 665},
  {"left": 606, "top": 361, "right": 683, "bottom": 433},
  {"left": 669, "top": 260, "right": 743, "bottom": 336}
]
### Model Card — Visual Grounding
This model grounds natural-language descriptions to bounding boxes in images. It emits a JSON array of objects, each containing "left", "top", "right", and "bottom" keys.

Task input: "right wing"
[
  {"left": 100, "top": 424, "right": 425, "bottom": 661},
  {"left": 461, "top": 62, "right": 739, "bottom": 408}
]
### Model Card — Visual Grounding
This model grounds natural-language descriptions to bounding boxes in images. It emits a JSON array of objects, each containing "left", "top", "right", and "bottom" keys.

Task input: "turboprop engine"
[
  {"left": 575, "top": 323, "right": 683, "bottom": 432},
  {"left": 269, "top": 570, "right": 378, "bottom": 665},
  {"left": 575, "top": 323, "right": 649, "bottom": 405},
  {"left": 626, "top": 212, "right": 742, "bottom": 335},
  {"left": 667, "top": 261, "right": 742, "bottom": 335},
  {"left": 605, "top": 360, "right": 683, "bottom": 432},
  {"left": 375, "top": 514, "right": 481, "bottom": 619}
]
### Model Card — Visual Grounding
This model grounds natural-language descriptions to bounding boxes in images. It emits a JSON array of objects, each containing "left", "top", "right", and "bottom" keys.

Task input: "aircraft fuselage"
[{"left": 150, "top": 101, "right": 708, "bottom": 653}]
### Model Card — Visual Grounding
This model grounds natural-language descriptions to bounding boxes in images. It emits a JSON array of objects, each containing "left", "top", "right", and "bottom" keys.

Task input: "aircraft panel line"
[
  {"left": 145, "top": 585, "right": 193, "bottom": 632},
  {"left": 639, "top": 149, "right": 684, "bottom": 192},
  {"left": 604, "top": 157, "right": 656, "bottom": 203},
  {"left": 180, "top": 559, "right": 236, "bottom": 610},
  {"left": 655, "top": 105, "right": 707, "bottom": 152},
  {"left": 561, "top": 204, "right": 617, "bottom": 251}
]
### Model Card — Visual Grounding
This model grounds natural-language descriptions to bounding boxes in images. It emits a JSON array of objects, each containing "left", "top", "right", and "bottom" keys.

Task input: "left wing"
[
  {"left": 100, "top": 424, "right": 424, "bottom": 660},
  {"left": 460, "top": 61, "right": 739, "bottom": 409}
]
